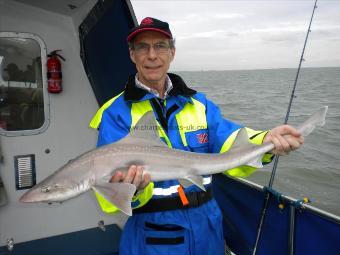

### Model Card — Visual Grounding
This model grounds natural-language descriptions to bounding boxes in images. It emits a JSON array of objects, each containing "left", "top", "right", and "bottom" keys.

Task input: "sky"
[{"left": 131, "top": 0, "right": 340, "bottom": 71}]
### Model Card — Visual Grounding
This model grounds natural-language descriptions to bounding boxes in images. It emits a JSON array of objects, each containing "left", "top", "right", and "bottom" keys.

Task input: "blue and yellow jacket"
[{"left": 90, "top": 73, "right": 272, "bottom": 213}]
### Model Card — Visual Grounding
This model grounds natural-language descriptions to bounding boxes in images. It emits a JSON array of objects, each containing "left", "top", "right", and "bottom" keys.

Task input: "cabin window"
[{"left": 0, "top": 33, "right": 49, "bottom": 136}]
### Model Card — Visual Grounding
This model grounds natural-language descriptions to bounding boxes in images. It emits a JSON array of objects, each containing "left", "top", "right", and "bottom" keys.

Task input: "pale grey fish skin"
[{"left": 19, "top": 106, "right": 327, "bottom": 204}]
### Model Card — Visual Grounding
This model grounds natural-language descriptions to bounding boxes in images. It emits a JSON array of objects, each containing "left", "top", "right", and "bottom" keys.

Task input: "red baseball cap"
[{"left": 127, "top": 17, "right": 173, "bottom": 42}]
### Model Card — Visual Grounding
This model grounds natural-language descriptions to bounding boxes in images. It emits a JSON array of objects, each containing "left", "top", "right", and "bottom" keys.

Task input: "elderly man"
[{"left": 90, "top": 17, "right": 303, "bottom": 255}]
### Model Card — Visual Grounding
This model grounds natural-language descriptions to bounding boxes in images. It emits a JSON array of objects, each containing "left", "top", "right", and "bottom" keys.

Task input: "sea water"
[{"left": 177, "top": 67, "right": 340, "bottom": 216}]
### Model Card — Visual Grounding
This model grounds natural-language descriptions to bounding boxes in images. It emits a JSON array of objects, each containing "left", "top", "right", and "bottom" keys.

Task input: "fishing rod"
[{"left": 252, "top": 0, "right": 318, "bottom": 254}]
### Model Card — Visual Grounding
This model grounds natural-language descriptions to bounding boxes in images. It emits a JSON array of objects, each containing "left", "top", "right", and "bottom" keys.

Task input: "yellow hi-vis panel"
[
  {"left": 89, "top": 91, "right": 124, "bottom": 129},
  {"left": 220, "top": 128, "right": 271, "bottom": 177},
  {"left": 131, "top": 101, "right": 172, "bottom": 147},
  {"left": 175, "top": 98, "right": 207, "bottom": 147}
]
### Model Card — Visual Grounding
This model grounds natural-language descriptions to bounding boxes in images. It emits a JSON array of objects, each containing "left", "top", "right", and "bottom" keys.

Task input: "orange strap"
[{"left": 177, "top": 185, "right": 189, "bottom": 206}]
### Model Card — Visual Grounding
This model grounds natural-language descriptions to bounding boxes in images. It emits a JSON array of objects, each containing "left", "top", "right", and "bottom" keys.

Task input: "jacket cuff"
[{"left": 131, "top": 182, "right": 154, "bottom": 209}]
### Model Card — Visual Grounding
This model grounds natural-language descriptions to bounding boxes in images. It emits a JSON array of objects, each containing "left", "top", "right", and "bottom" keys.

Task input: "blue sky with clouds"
[{"left": 131, "top": 1, "right": 340, "bottom": 71}]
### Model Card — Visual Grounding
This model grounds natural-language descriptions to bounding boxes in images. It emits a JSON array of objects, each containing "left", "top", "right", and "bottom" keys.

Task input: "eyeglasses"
[{"left": 133, "top": 42, "right": 171, "bottom": 55}]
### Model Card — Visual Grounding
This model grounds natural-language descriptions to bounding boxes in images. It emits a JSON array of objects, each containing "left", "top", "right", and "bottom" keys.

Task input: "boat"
[{"left": 0, "top": 0, "right": 339, "bottom": 254}]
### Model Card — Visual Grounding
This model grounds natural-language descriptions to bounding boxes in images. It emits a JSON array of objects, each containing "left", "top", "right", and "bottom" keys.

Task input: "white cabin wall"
[
  {"left": 0, "top": 0, "right": 127, "bottom": 246},
  {"left": 71, "top": 0, "right": 97, "bottom": 31}
]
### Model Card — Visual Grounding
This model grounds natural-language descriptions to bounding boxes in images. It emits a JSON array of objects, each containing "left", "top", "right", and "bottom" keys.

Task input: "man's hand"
[
  {"left": 110, "top": 165, "right": 151, "bottom": 191},
  {"left": 263, "top": 125, "right": 304, "bottom": 156}
]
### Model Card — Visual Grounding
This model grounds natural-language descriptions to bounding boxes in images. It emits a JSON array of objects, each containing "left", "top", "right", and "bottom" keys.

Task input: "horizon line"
[{"left": 172, "top": 65, "right": 340, "bottom": 72}]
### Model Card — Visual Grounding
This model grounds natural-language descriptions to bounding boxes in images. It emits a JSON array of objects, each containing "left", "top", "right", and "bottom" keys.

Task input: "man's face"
[{"left": 129, "top": 31, "right": 175, "bottom": 86}]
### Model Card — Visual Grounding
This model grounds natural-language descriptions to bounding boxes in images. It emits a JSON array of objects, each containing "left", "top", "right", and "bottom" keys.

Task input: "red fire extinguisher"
[{"left": 47, "top": 50, "right": 65, "bottom": 93}]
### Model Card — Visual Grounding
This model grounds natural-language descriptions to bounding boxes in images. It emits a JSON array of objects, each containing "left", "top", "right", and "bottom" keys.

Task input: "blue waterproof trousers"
[{"left": 119, "top": 198, "right": 225, "bottom": 255}]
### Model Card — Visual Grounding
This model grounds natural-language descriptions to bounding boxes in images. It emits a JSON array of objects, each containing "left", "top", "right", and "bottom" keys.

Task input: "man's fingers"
[
  {"left": 123, "top": 165, "right": 137, "bottom": 183},
  {"left": 286, "top": 135, "right": 304, "bottom": 150},
  {"left": 110, "top": 171, "right": 123, "bottom": 183},
  {"left": 277, "top": 135, "right": 292, "bottom": 154},
  {"left": 111, "top": 165, "right": 151, "bottom": 191},
  {"left": 265, "top": 124, "right": 305, "bottom": 156},
  {"left": 270, "top": 134, "right": 286, "bottom": 155},
  {"left": 270, "top": 125, "right": 302, "bottom": 138},
  {"left": 283, "top": 125, "right": 302, "bottom": 137},
  {"left": 132, "top": 166, "right": 144, "bottom": 188},
  {"left": 140, "top": 173, "right": 151, "bottom": 189}
]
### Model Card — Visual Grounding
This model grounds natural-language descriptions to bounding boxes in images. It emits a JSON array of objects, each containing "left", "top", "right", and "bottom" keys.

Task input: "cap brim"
[{"left": 127, "top": 28, "right": 172, "bottom": 42}]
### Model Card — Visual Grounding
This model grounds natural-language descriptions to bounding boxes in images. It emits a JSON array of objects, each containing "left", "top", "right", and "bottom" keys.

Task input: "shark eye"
[
  {"left": 41, "top": 183, "right": 59, "bottom": 193},
  {"left": 41, "top": 186, "right": 51, "bottom": 193}
]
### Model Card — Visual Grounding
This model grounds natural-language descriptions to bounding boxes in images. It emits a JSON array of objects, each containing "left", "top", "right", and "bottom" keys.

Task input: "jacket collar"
[{"left": 124, "top": 73, "right": 196, "bottom": 102}]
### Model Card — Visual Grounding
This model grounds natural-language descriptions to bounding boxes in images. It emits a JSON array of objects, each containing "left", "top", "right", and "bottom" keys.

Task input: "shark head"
[
  {"left": 20, "top": 167, "right": 95, "bottom": 203},
  {"left": 20, "top": 181, "right": 72, "bottom": 203}
]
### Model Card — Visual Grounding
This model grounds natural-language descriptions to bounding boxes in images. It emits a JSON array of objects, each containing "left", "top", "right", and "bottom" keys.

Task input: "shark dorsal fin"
[
  {"left": 228, "top": 127, "right": 264, "bottom": 169},
  {"left": 228, "top": 128, "right": 250, "bottom": 151},
  {"left": 117, "top": 111, "right": 166, "bottom": 147}
]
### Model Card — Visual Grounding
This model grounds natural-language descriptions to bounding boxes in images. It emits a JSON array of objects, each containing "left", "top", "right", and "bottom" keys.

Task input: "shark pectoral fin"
[
  {"left": 178, "top": 179, "right": 192, "bottom": 188},
  {"left": 246, "top": 155, "right": 264, "bottom": 169},
  {"left": 179, "top": 175, "right": 206, "bottom": 191},
  {"left": 94, "top": 183, "right": 136, "bottom": 216}
]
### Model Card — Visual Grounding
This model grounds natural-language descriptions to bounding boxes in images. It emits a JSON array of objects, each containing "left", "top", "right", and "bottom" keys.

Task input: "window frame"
[{"left": 0, "top": 32, "right": 50, "bottom": 137}]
